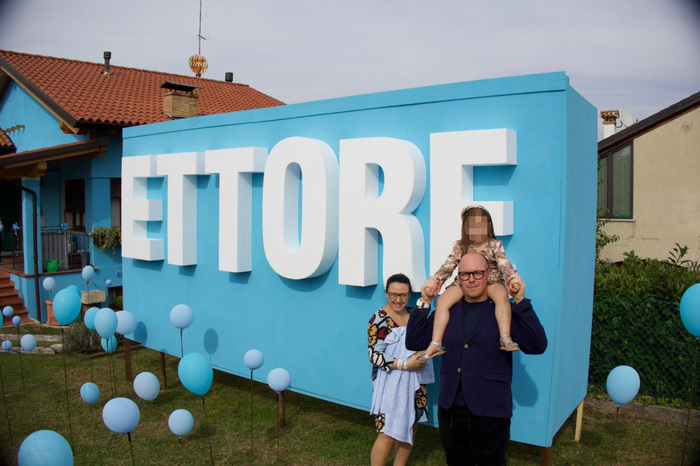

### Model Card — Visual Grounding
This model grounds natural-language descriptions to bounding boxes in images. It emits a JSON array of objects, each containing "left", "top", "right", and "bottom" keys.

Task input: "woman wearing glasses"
[{"left": 368, "top": 273, "right": 434, "bottom": 466}]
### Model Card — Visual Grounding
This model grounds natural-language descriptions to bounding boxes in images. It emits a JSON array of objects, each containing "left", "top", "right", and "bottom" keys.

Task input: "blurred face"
[
  {"left": 458, "top": 253, "right": 489, "bottom": 302},
  {"left": 465, "top": 212, "right": 489, "bottom": 244},
  {"left": 386, "top": 282, "right": 410, "bottom": 313}
]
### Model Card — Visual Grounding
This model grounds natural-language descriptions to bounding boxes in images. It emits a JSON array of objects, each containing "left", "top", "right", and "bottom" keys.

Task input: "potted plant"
[{"left": 90, "top": 226, "right": 121, "bottom": 256}]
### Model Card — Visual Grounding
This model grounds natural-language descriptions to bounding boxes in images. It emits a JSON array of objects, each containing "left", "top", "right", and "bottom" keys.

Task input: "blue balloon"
[
  {"left": 80, "top": 382, "right": 100, "bottom": 404},
  {"left": 84, "top": 307, "right": 99, "bottom": 331},
  {"left": 101, "top": 335, "right": 117, "bottom": 354},
  {"left": 3, "top": 306, "right": 14, "bottom": 317},
  {"left": 267, "top": 368, "right": 291, "bottom": 393},
  {"left": 1, "top": 340, "right": 12, "bottom": 352},
  {"left": 66, "top": 285, "right": 82, "bottom": 298},
  {"left": 133, "top": 372, "right": 160, "bottom": 401},
  {"left": 42, "top": 277, "right": 56, "bottom": 292},
  {"left": 81, "top": 266, "right": 95, "bottom": 282},
  {"left": 102, "top": 397, "right": 140, "bottom": 434},
  {"left": 606, "top": 365, "right": 641, "bottom": 406},
  {"left": 94, "top": 308, "right": 118, "bottom": 338},
  {"left": 21, "top": 334, "right": 37, "bottom": 352},
  {"left": 680, "top": 283, "right": 700, "bottom": 337},
  {"left": 105, "top": 279, "right": 112, "bottom": 287},
  {"left": 168, "top": 409, "right": 195, "bottom": 437},
  {"left": 17, "top": 430, "right": 73, "bottom": 466},
  {"left": 170, "top": 304, "right": 193, "bottom": 330},
  {"left": 178, "top": 352, "right": 213, "bottom": 396},
  {"left": 244, "top": 349, "right": 264, "bottom": 371},
  {"left": 116, "top": 311, "right": 137, "bottom": 335},
  {"left": 12, "top": 315, "right": 21, "bottom": 327},
  {"left": 52, "top": 289, "right": 81, "bottom": 326}
]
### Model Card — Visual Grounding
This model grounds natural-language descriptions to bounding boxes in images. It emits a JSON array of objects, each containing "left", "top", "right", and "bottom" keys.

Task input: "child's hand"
[
  {"left": 422, "top": 277, "right": 441, "bottom": 299},
  {"left": 507, "top": 273, "right": 521, "bottom": 294}
]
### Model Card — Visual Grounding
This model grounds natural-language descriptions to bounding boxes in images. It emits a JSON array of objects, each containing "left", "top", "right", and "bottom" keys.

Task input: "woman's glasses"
[{"left": 387, "top": 292, "right": 410, "bottom": 301}]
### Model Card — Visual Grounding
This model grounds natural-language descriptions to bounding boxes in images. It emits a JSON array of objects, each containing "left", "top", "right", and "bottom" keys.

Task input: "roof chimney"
[
  {"left": 103, "top": 51, "right": 112, "bottom": 75},
  {"left": 600, "top": 110, "right": 619, "bottom": 139},
  {"left": 161, "top": 81, "right": 201, "bottom": 119},
  {"left": 225, "top": 72, "right": 234, "bottom": 82}
]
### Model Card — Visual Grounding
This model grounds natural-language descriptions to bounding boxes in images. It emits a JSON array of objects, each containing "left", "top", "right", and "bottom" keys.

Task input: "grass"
[{"left": 0, "top": 340, "right": 698, "bottom": 465}]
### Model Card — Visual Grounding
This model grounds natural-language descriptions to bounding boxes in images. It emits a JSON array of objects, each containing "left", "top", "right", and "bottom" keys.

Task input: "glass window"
[{"left": 598, "top": 143, "right": 632, "bottom": 219}]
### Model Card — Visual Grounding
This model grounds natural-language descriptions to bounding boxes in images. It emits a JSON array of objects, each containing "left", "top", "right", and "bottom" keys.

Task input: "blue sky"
[{"left": 1, "top": 0, "right": 698, "bottom": 137}]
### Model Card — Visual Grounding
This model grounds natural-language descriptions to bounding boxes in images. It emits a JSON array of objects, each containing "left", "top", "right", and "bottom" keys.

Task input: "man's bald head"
[{"left": 458, "top": 252, "right": 490, "bottom": 302}]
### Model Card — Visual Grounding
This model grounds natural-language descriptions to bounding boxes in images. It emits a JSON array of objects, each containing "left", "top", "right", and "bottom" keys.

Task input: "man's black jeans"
[{"left": 438, "top": 405, "right": 510, "bottom": 465}]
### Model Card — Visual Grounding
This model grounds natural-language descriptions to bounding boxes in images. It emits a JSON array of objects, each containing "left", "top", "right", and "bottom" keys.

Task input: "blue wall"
[{"left": 122, "top": 72, "right": 597, "bottom": 447}]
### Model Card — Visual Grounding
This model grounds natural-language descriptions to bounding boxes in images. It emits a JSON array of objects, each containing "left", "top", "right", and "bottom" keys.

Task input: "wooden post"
[
  {"left": 279, "top": 391, "right": 286, "bottom": 428},
  {"left": 159, "top": 352, "right": 167, "bottom": 390},
  {"left": 574, "top": 399, "right": 584, "bottom": 442},
  {"left": 540, "top": 446, "right": 551, "bottom": 466},
  {"left": 124, "top": 339, "right": 132, "bottom": 381}
]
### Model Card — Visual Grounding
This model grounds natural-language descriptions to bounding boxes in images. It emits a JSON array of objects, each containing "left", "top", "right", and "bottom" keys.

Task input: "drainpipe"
[{"left": 1, "top": 178, "right": 40, "bottom": 322}]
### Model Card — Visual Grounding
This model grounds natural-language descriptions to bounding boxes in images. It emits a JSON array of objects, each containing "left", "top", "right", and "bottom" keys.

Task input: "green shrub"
[
  {"left": 90, "top": 226, "right": 121, "bottom": 256},
  {"left": 63, "top": 318, "right": 101, "bottom": 354}
]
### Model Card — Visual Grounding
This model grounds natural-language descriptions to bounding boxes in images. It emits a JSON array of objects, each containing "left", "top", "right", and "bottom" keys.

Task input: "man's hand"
[
  {"left": 421, "top": 277, "right": 441, "bottom": 304},
  {"left": 507, "top": 273, "right": 525, "bottom": 303},
  {"left": 406, "top": 352, "right": 428, "bottom": 371}
]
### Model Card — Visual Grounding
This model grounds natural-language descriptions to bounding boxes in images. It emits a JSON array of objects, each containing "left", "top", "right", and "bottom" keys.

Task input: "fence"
[
  {"left": 41, "top": 227, "right": 90, "bottom": 272},
  {"left": 589, "top": 295, "right": 699, "bottom": 409}
]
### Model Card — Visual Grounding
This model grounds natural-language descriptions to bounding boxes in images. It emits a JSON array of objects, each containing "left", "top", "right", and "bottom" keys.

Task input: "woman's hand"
[{"left": 406, "top": 352, "right": 427, "bottom": 371}]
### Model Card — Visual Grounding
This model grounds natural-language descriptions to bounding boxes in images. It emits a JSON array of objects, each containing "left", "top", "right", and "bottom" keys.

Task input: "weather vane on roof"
[{"left": 189, "top": 0, "right": 208, "bottom": 77}]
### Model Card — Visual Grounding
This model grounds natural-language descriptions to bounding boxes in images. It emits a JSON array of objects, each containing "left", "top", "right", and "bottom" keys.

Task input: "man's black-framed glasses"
[
  {"left": 457, "top": 269, "right": 488, "bottom": 281},
  {"left": 387, "top": 292, "right": 410, "bottom": 301}
]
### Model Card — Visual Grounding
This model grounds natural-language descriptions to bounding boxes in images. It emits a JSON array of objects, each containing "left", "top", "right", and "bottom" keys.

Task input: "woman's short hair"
[{"left": 385, "top": 273, "right": 412, "bottom": 291}]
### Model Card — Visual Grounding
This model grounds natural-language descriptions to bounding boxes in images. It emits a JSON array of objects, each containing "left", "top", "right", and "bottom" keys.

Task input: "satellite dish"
[{"left": 619, "top": 108, "right": 634, "bottom": 127}]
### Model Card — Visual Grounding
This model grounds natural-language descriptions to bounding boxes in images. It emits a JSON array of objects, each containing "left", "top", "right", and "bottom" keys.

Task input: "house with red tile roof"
[{"left": 0, "top": 49, "right": 283, "bottom": 324}]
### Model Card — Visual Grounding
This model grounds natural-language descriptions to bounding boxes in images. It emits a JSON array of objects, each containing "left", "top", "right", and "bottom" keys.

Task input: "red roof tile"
[
  {"left": 0, "top": 130, "right": 13, "bottom": 150},
  {"left": 0, "top": 50, "right": 284, "bottom": 127}
]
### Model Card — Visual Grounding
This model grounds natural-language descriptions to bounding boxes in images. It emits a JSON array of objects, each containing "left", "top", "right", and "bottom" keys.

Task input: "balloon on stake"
[
  {"left": 105, "top": 279, "right": 112, "bottom": 287},
  {"left": 65, "top": 285, "right": 82, "bottom": 299},
  {"left": 12, "top": 316, "right": 21, "bottom": 327},
  {"left": 606, "top": 365, "right": 640, "bottom": 406},
  {"left": 169, "top": 409, "right": 195, "bottom": 444},
  {"left": 170, "top": 304, "right": 193, "bottom": 357},
  {"left": 80, "top": 382, "right": 100, "bottom": 405},
  {"left": 177, "top": 352, "right": 214, "bottom": 464},
  {"left": 116, "top": 311, "right": 137, "bottom": 336},
  {"left": 42, "top": 277, "right": 56, "bottom": 301},
  {"left": 101, "top": 335, "right": 118, "bottom": 354},
  {"left": 12, "top": 318, "right": 25, "bottom": 388},
  {"left": 94, "top": 308, "right": 118, "bottom": 338},
  {"left": 52, "top": 289, "right": 81, "bottom": 326},
  {"left": 103, "top": 397, "right": 140, "bottom": 465},
  {"left": 134, "top": 372, "right": 160, "bottom": 403},
  {"left": 2, "top": 306, "right": 13, "bottom": 317},
  {"left": 244, "top": 349, "right": 264, "bottom": 454},
  {"left": 84, "top": 307, "right": 99, "bottom": 331},
  {"left": 679, "top": 283, "right": 700, "bottom": 465},
  {"left": 1, "top": 340, "right": 12, "bottom": 352},
  {"left": 17, "top": 430, "right": 73, "bottom": 466},
  {"left": 82, "top": 265, "right": 95, "bottom": 282},
  {"left": 20, "top": 334, "right": 36, "bottom": 352},
  {"left": 267, "top": 368, "right": 291, "bottom": 464}
]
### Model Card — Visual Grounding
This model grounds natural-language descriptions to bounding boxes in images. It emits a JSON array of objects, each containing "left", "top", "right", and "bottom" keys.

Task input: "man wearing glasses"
[{"left": 406, "top": 252, "right": 547, "bottom": 465}]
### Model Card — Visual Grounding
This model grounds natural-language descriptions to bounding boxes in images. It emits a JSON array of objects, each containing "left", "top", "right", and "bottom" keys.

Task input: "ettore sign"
[
  {"left": 123, "top": 129, "right": 515, "bottom": 290},
  {"left": 122, "top": 72, "right": 597, "bottom": 447}
]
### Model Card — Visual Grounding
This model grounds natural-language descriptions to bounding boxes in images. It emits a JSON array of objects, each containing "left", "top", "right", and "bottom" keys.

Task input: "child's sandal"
[
  {"left": 499, "top": 335, "right": 520, "bottom": 351},
  {"left": 425, "top": 341, "right": 446, "bottom": 359}
]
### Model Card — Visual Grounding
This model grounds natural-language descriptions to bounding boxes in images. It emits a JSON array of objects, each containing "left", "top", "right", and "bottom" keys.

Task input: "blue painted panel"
[
  {"left": 0, "top": 81, "right": 87, "bottom": 152},
  {"left": 122, "top": 72, "right": 596, "bottom": 447}
]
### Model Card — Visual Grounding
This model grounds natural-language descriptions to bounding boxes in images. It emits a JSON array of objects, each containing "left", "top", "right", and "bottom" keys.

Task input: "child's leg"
[
  {"left": 424, "top": 285, "right": 463, "bottom": 357},
  {"left": 488, "top": 283, "right": 519, "bottom": 351}
]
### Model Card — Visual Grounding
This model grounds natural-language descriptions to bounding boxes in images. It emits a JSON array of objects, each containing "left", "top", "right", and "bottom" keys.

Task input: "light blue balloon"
[
  {"left": 133, "top": 372, "right": 160, "bottom": 401},
  {"left": 42, "top": 277, "right": 56, "bottom": 292},
  {"left": 3, "top": 306, "right": 14, "bottom": 317},
  {"left": 21, "top": 334, "right": 37, "bottom": 352},
  {"left": 606, "top": 365, "right": 641, "bottom": 406},
  {"left": 84, "top": 307, "right": 99, "bottom": 331},
  {"left": 94, "top": 308, "right": 118, "bottom": 338},
  {"left": 66, "top": 285, "right": 82, "bottom": 298},
  {"left": 116, "top": 311, "right": 137, "bottom": 335},
  {"left": 12, "top": 315, "right": 21, "bottom": 327},
  {"left": 170, "top": 304, "right": 193, "bottom": 330},
  {"left": 1, "top": 340, "right": 12, "bottom": 352},
  {"left": 105, "top": 279, "right": 112, "bottom": 287},
  {"left": 101, "top": 335, "right": 117, "bottom": 354},
  {"left": 178, "top": 352, "right": 213, "bottom": 396},
  {"left": 168, "top": 409, "right": 195, "bottom": 436},
  {"left": 80, "top": 382, "right": 100, "bottom": 404},
  {"left": 680, "top": 283, "right": 700, "bottom": 337},
  {"left": 267, "top": 368, "right": 291, "bottom": 393},
  {"left": 52, "top": 289, "right": 81, "bottom": 326},
  {"left": 81, "top": 266, "right": 95, "bottom": 282},
  {"left": 17, "top": 430, "right": 73, "bottom": 466},
  {"left": 102, "top": 397, "right": 140, "bottom": 434},
  {"left": 244, "top": 349, "right": 264, "bottom": 371}
]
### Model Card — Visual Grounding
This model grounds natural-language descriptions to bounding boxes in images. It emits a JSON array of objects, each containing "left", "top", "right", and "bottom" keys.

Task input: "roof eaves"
[
  {"left": 0, "top": 55, "right": 79, "bottom": 129},
  {"left": 599, "top": 91, "right": 700, "bottom": 154}
]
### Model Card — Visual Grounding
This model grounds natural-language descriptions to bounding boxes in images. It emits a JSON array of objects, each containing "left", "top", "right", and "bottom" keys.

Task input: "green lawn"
[{"left": 0, "top": 336, "right": 697, "bottom": 465}]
